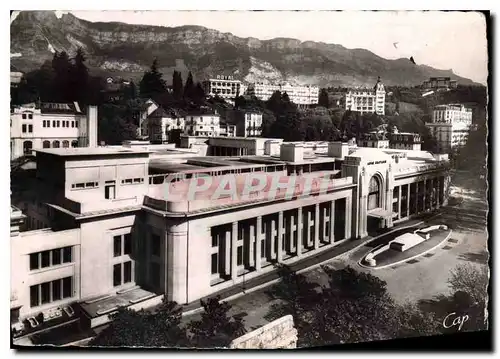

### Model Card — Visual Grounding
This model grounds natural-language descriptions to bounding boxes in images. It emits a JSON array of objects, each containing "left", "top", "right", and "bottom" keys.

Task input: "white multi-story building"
[
  {"left": 342, "top": 78, "right": 386, "bottom": 115},
  {"left": 10, "top": 102, "right": 98, "bottom": 160},
  {"left": 426, "top": 104, "right": 473, "bottom": 153},
  {"left": 185, "top": 112, "right": 221, "bottom": 137},
  {"left": 147, "top": 108, "right": 185, "bottom": 144},
  {"left": 247, "top": 83, "right": 319, "bottom": 106},
  {"left": 10, "top": 138, "right": 450, "bottom": 343},
  {"left": 203, "top": 75, "right": 243, "bottom": 101}
]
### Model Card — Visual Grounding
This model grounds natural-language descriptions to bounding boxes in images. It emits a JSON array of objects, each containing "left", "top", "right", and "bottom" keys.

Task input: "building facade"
[
  {"left": 342, "top": 78, "right": 386, "bottom": 115},
  {"left": 247, "top": 83, "right": 319, "bottom": 106},
  {"left": 10, "top": 103, "right": 98, "bottom": 160},
  {"left": 147, "top": 109, "right": 185, "bottom": 144},
  {"left": 422, "top": 77, "right": 458, "bottom": 91},
  {"left": 426, "top": 104, "right": 473, "bottom": 153},
  {"left": 202, "top": 75, "right": 243, "bottom": 101},
  {"left": 185, "top": 113, "right": 221, "bottom": 137},
  {"left": 11, "top": 140, "right": 449, "bottom": 339}
]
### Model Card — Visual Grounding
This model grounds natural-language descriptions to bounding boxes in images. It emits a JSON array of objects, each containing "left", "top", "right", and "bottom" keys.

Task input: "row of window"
[
  {"left": 121, "top": 178, "right": 145, "bottom": 185},
  {"left": 42, "top": 120, "right": 79, "bottom": 128},
  {"left": 30, "top": 277, "right": 73, "bottom": 308},
  {"left": 22, "top": 124, "right": 33, "bottom": 133},
  {"left": 71, "top": 182, "right": 99, "bottom": 189},
  {"left": 22, "top": 113, "right": 33, "bottom": 120},
  {"left": 42, "top": 140, "right": 78, "bottom": 148},
  {"left": 30, "top": 247, "right": 73, "bottom": 271}
]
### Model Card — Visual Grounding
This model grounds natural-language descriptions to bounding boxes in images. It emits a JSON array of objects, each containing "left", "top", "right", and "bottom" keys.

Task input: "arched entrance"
[
  {"left": 23, "top": 141, "right": 33, "bottom": 156},
  {"left": 366, "top": 175, "right": 385, "bottom": 233}
]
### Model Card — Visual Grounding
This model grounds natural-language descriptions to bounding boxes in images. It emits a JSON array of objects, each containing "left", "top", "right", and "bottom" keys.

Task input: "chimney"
[
  {"left": 87, "top": 105, "right": 98, "bottom": 148},
  {"left": 328, "top": 142, "right": 349, "bottom": 159}
]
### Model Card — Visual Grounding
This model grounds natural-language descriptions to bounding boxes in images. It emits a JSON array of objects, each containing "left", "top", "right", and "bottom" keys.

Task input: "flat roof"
[{"left": 36, "top": 147, "right": 152, "bottom": 157}]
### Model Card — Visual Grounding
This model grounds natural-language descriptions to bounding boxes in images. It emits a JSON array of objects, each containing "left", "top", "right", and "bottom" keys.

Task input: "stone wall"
[{"left": 229, "top": 315, "right": 298, "bottom": 349}]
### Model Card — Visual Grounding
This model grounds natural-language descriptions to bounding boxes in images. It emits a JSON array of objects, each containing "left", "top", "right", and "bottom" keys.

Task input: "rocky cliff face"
[{"left": 11, "top": 11, "right": 476, "bottom": 87}]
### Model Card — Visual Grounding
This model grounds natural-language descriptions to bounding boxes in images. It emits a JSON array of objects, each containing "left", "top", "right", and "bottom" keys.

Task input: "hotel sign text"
[{"left": 367, "top": 160, "right": 387, "bottom": 165}]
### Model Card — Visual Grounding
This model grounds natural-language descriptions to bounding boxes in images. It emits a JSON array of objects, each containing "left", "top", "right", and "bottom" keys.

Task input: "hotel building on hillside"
[
  {"left": 246, "top": 83, "right": 319, "bottom": 106},
  {"left": 202, "top": 76, "right": 244, "bottom": 102},
  {"left": 426, "top": 104, "right": 473, "bottom": 153},
  {"left": 342, "top": 78, "right": 386, "bottom": 115},
  {"left": 223, "top": 109, "right": 264, "bottom": 137},
  {"left": 422, "top": 77, "right": 458, "bottom": 91},
  {"left": 10, "top": 103, "right": 98, "bottom": 160},
  {"left": 11, "top": 136, "right": 450, "bottom": 340},
  {"left": 360, "top": 129, "right": 422, "bottom": 151},
  {"left": 184, "top": 111, "right": 221, "bottom": 137},
  {"left": 146, "top": 107, "right": 185, "bottom": 144}
]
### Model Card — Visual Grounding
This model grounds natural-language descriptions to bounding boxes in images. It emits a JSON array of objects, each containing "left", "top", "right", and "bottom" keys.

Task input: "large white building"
[
  {"left": 202, "top": 75, "right": 244, "bottom": 101},
  {"left": 426, "top": 104, "right": 473, "bottom": 153},
  {"left": 11, "top": 135, "right": 450, "bottom": 344},
  {"left": 342, "top": 78, "right": 386, "bottom": 115},
  {"left": 247, "top": 83, "right": 319, "bottom": 106},
  {"left": 185, "top": 112, "right": 221, "bottom": 137},
  {"left": 10, "top": 103, "right": 98, "bottom": 160}
]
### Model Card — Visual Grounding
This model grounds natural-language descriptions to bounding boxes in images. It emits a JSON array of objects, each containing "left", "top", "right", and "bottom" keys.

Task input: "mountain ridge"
[{"left": 10, "top": 11, "right": 479, "bottom": 87}]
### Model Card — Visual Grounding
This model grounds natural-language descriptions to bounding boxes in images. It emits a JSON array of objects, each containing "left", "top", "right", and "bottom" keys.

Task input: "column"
[
  {"left": 406, "top": 184, "right": 410, "bottom": 218},
  {"left": 269, "top": 218, "right": 276, "bottom": 260},
  {"left": 423, "top": 180, "right": 427, "bottom": 211},
  {"left": 231, "top": 222, "right": 238, "bottom": 280},
  {"left": 297, "top": 207, "right": 303, "bottom": 258},
  {"left": 224, "top": 230, "right": 231, "bottom": 276},
  {"left": 414, "top": 183, "right": 419, "bottom": 214},
  {"left": 289, "top": 212, "right": 295, "bottom": 253},
  {"left": 345, "top": 197, "right": 352, "bottom": 240},
  {"left": 165, "top": 224, "right": 188, "bottom": 304},
  {"left": 277, "top": 211, "right": 284, "bottom": 262},
  {"left": 330, "top": 200, "right": 335, "bottom": 242},
  {"left": 314, "top": 204, "right": 320, "bottom": 250},
  {"left": 248, "top": 222, "right": 255, "bottom": 268},
  {"left": 255, "top": 216, "right": 262, "bottom": 271},
  {"left": 322, "top": 206, "right": 329, "bottom": 244},
  {"left": 306, "top": 209, "right": 313, "bottom": 248},
  {"left": 397, "top": 186, "right": 402, "bottom": 220}
]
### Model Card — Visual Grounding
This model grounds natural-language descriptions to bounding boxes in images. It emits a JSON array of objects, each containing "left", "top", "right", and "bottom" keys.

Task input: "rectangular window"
[
  {"left": 71, "top": 121, "right": 75, "bottom": 128},
  {"left": 41, "top": 282, "right": 51, "bottom": 304},
  {"left": 124, "top": 234, "right": 132, "bottom": 255},
  {"left": 211, "top": 253, "right": 219, "bottom": 274},
  {"left": 30, "top": 285, "right": 39, "bottom": 307},
  {"left": 22, "top": 124, "right": 27, "bottom": 133},
  {"left": 62, "top": 247, "right": 72, "bottom": 263},
  {"left": 52, "top": 248, "right": 61, "bottom": 265},
  {"left": 62, "top": 277, "right": 72, "bottom": 298},
  {"left": 62, "top": 121, "right": 66, "bottom": 128},
  {"left": 28, "top": 114, "right": 33, "bottom": 119},
  {"left": 150, "top": 234, "right": 161, "bottom": 257},
  {"left": 113, "top": 235, "right": 122, "bottom": 257},
  {"left": 211, "top": 234, "right": 218, "bottom": 247},
  {"left": 22, "top": 114, "right": 27, "bottom": 119},
  {"left": 52, "top": 279, "right": 61, "bottom": 301},
  {"left": 237, "top": 246, "right": 243, "bottom": 266},
  {"left": 123, "top": 261, "right": 132, "bottom": 283},
  {"left": 41, "top": 251, "right": 51, "bottom": 268},
  {"left": 113, "top": 264, "right": 121, "bottom": 287},
  {"left": 30, "top": 253, "right": 39, "bottom": 270},
  {"left": 75, "top": 121, "right": 79, "bottom": 128}
]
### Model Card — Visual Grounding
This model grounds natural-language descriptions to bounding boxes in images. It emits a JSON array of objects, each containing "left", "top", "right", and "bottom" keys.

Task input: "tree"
[
  {"left": 268, "top": 265, "right": 440, "bottom": 348},
  {"left": 318, "top": 88, "right": 330, "bottom": 108},
  {"left": 188, "top": 296, "right": 246, "bottom": 348},
  {"left": 51, "top": 51, "right": 72, "bottom": 102},
  {"left": 172, "top": 70, "right": 184, "bottom": 101},
  {"left": 89, "top": 299, "right": 188, "bottom": 347},
  {"left": 183, "top": 71, "right": 195, "bottom": 101},
  {"left": 69, "top": 47, "right": 90, "bottom": 104},
  {"left": 98, "top": 103, "right": 138, "bottom": 145},
  {"left": 192, "top": 82, "right": 206, "bottom": 106},
  {"left": 139, "top": 59, "right": 167, "bottom": 100}
]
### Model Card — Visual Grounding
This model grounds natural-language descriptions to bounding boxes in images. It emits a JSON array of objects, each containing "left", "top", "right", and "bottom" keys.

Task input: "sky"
[{"left": 13, "top": 10, "right": 488, "bottom": 84}]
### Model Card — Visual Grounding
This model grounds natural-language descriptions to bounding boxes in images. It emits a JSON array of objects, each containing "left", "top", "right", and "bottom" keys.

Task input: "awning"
[{"left": 367, "top": 208, "right": 393, "bottom": 219}]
